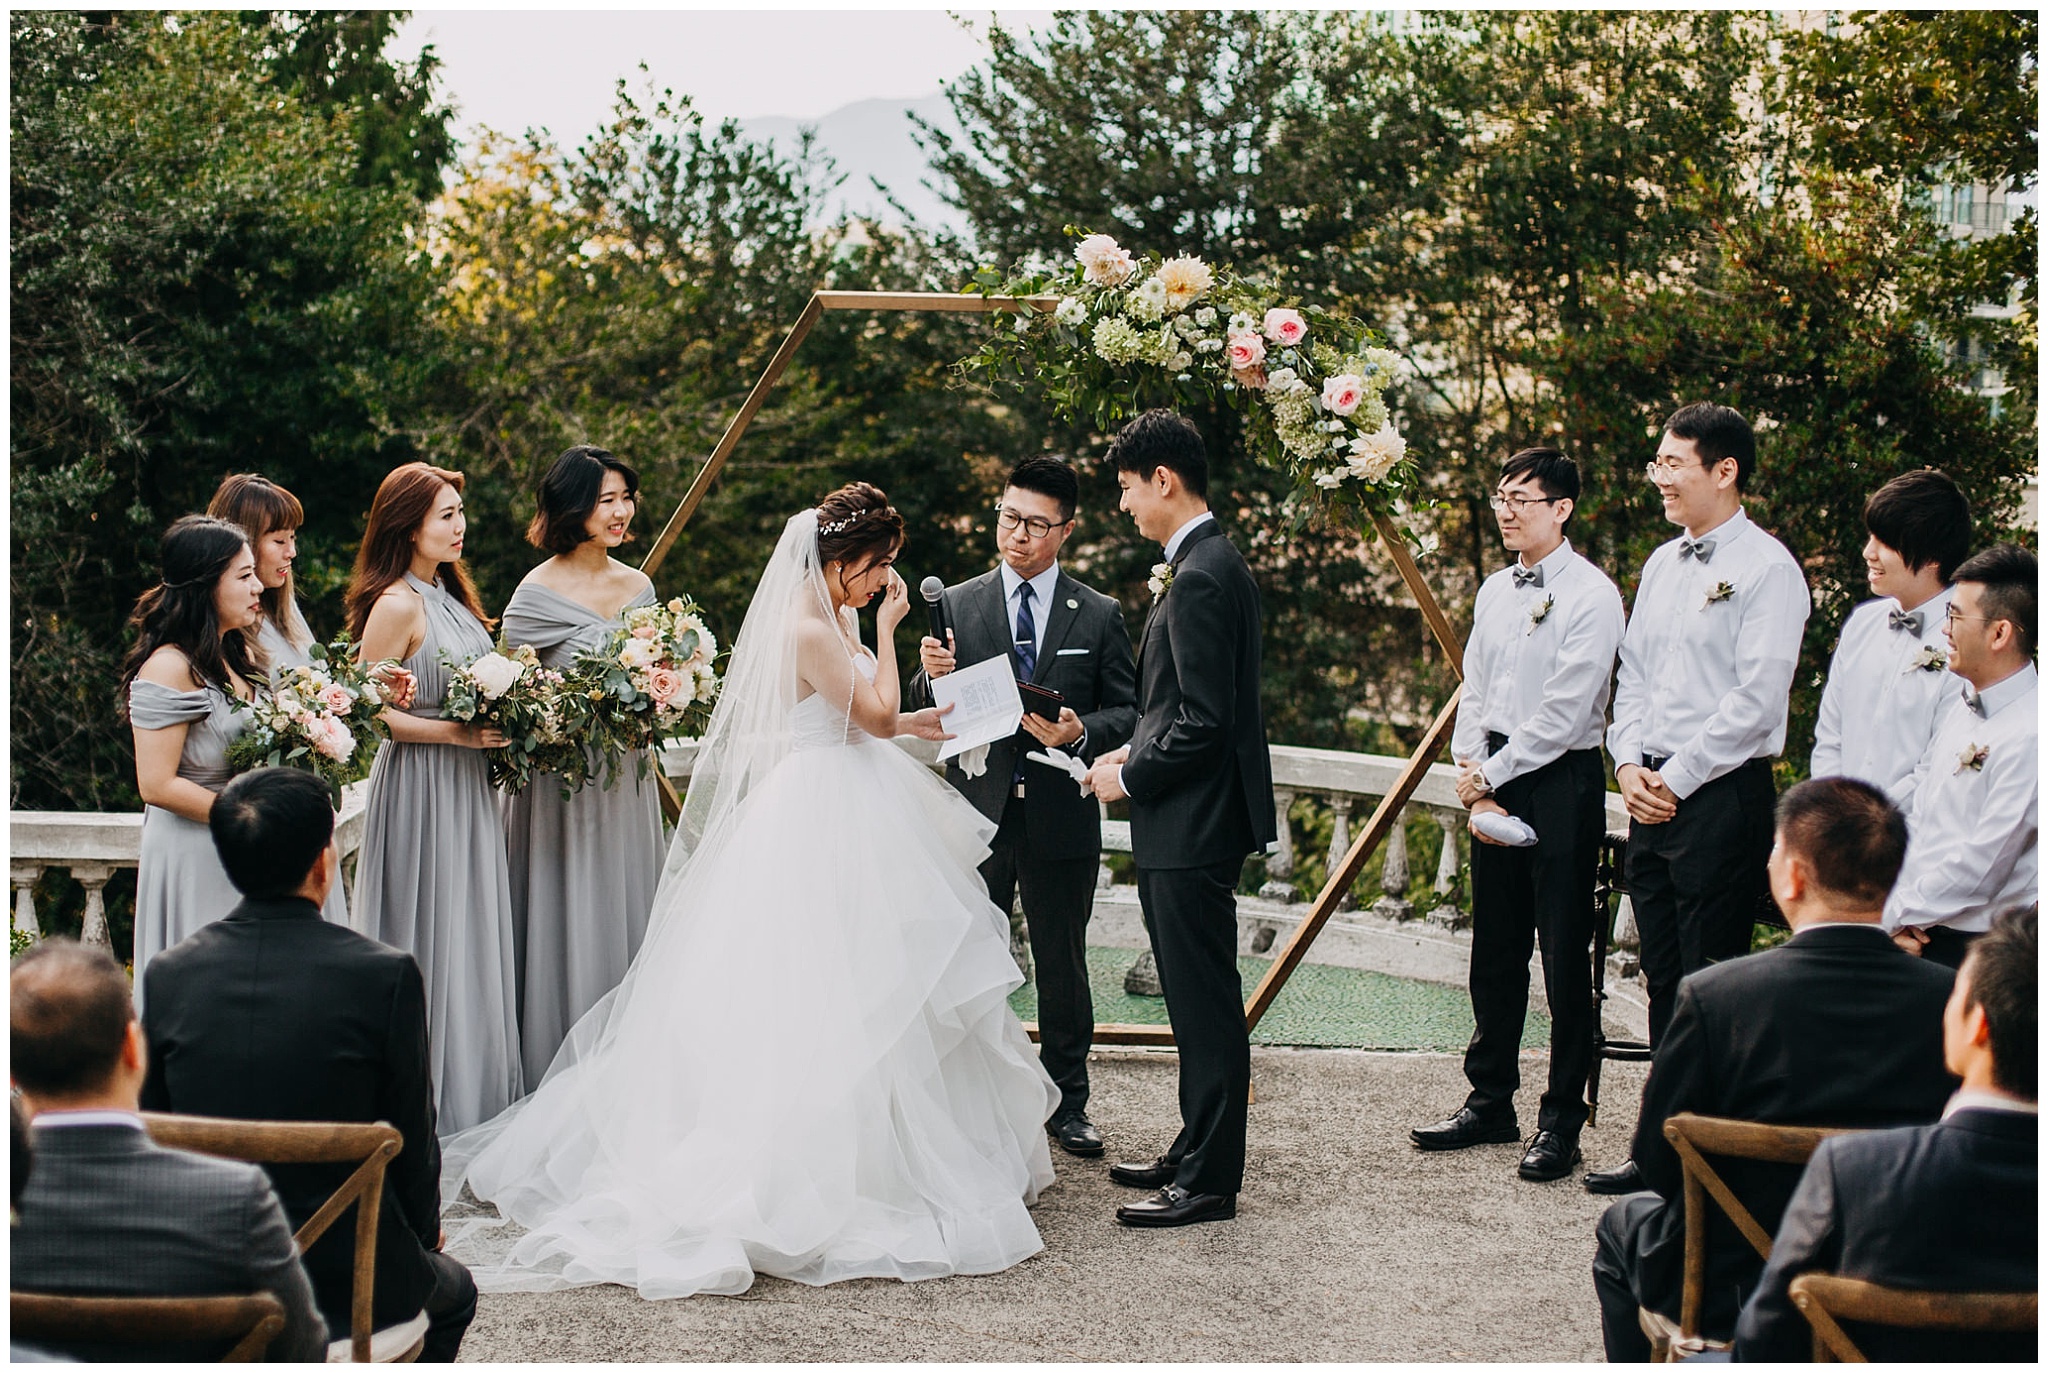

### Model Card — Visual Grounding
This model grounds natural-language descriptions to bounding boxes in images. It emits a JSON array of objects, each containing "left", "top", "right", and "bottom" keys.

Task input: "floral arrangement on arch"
[
  {"left": 228, "top": 637, "right": 399, "bottom": 804},
  {"left": 962, "top": 230, "right": 1412, "bottom": 512}
]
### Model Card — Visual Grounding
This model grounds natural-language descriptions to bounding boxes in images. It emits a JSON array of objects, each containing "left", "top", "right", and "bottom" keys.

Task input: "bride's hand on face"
[
  {"left": 897, "top": 701, "right": 955, "bottom": 741},
  {"left": 875, "top": 568, "right": 911, "bottom": 633}
]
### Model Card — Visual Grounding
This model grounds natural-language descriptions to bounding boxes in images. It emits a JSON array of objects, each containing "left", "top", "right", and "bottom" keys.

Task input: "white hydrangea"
[{"left": 1123, "top": 275, "right": 1169, "bottom": 322}]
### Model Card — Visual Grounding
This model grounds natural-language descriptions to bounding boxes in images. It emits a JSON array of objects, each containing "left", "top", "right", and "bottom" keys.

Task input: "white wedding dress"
[{"left": 443, "top": 511, "right": 1059, "bottom": 1300}]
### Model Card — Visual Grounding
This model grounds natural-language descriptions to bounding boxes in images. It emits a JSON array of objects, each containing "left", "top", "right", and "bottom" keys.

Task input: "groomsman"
[
  {"left": 1590, "top": 402, "right": 1811, "bottom": 1195},
  {"left": 910, "top": 456, "right": 1139, "bottom": 1157},
  {"left": 1885, "top": 544, "right": 2037, "bottom": 970},
  {"left": 1085, "top": 410, "right": 1276, "bottom": 1229},
  {"left": 1811, "top": 469, "right": 1973, "bottom": 808},
  {"left": 1411, "top": 449, "right": 1624, "bottom": 1182}
]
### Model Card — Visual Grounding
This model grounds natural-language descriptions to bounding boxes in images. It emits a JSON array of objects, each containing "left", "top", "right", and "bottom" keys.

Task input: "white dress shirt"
[
  {"left": 30, "top": 1109, "right": 146, "bottom": 1130},
  {"left": 1607, "top": 508, "right": 1812, "bottom": 799},
  {"left": 1452, "top": 539, "right": 1626, "bottom": 790},
  {"left": 1162, "top": 510, "right": 1216, "bottom": 562},
  {"left": 1944, "top": 1088, "right": 2039, "bottom": 1119},
  {"left": 1810, "top": 586, "right": 1956, "bottom": 808},
  {"left": 998, "top": 560, "right": 1061, "bottom": 647},
  {"left": 1885, "top": 663, "right": 2038, "bottom": 935}
]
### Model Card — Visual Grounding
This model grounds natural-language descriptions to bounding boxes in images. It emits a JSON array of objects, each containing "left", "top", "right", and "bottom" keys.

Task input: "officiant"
[{"left": 909, "top": 456, "right": 1138, "bottom": 1158}]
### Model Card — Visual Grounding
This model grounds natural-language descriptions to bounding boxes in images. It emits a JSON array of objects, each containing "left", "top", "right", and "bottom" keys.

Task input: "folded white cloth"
[
  {"left": 956, "top": 743, "right": 992, "bottom": 779},
  {"left": 1471, "top": 811, "right": 1538, "bottom": 848},
  {"left": 1025, "top": 748, "right": 1092, "bottom": 796}
]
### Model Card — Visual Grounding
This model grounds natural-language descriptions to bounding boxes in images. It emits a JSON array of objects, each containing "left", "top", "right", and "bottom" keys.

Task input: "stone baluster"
[
  {"left": 1369, "top": 806, "right": 1415, "bottom": 921},
  {"left": 71, "top": 863, "right": 116, "bottom": 949},
  {"left": 1258, "top": 788, "right": 1299, "bottom": 903},
  {"left": 12, "top": 863, "right": 43, "bottom": 941},
  {"left": 1324, "top": 794, "right": 1356, "bottom": 912},
  {"left": 1425, "top": 810, "right": 1469, "bottom": 930}
]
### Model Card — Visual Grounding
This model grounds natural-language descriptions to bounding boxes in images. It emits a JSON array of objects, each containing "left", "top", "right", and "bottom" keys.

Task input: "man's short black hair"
[
  {"left": 210, "top": 767, "right": 335, "bottom": 900},
  {"left": 1664, "top": 401, "right": 1757, "bottom": 491},
  {"left": 10, "top": 940, "right": 133, "bottom": 1098},
  {"left": 1005, "top": 456, "right": 1080, "bottom": 521},
  {"left": 1952, "top": 543, "right": 2036, "bottom": 659},
  {"left": 1863, "top": 469, "right": 1972, "bottom": 583},
  {"left": 1498, "top": 447, "right": 1580, "bottom": 503},
  {"left": 1774, "top": 777, "right": 1907, "bottom": 908},
  {"left": 1963, "top": 904, "right": 2036, "bottom": 1101},
  {"left": 1106, "top": 410, "right": 1208, "bottom": 498}
]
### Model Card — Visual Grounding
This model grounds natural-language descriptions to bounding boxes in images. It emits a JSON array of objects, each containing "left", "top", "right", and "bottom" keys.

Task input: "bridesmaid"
[
  {"left": 347, "top": 462, "right": 523, "bottom": 1134},
  {"left": 500, "top": 446, "right": 666, "bottom": 1089},
  {"left": 123, "top": 516, "right": 265, "bottom": 998},
  {"left": 204, "top": 473, "right": 352, "bottom": 926}
]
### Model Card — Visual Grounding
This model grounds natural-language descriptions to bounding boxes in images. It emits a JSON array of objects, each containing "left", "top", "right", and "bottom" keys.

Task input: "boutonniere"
[
  {"left": 1527, "top": 595, "right": 1555, "bottom": 635},
  {"left": 1907, "top": 646, "right": 1949, "bottom": 674},
  {"left": 1701, "top": 581, "right": 1735, "bottom": 611},
  {"left": 1956, "top": 742, "right": 1990, "bottom": 774},
  {"left": 1148, "top": 561, "right": 1175, "bottom": 602}
]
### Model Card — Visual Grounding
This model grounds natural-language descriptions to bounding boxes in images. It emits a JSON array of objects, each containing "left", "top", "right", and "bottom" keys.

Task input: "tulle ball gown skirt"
[{"left": 449, "top": 736, "right": 1061, "bottom": 1299}]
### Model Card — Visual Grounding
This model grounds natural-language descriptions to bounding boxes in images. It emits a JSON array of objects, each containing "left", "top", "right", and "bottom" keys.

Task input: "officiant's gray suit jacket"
[{"left": 908, "top": 566, "right": 1138, "bottom": 861}]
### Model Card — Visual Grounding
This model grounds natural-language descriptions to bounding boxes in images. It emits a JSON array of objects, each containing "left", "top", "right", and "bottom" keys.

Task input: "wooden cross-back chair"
[
  {"left": 10, "top": 1291, "right": 287, "bottom": 1362},
  {"left": 1637, "top": 1112, "right": 1860, "bottom": 1361},
  {"left": 1790, "top": 1273, "right": 2039, "bottom": 1362},
  {"left": 142, "top": 1114, "right": 424, "bottom": 1363}
]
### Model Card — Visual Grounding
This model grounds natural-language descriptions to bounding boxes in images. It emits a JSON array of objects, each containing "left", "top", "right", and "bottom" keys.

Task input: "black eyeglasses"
[
  {"left": 1489, "top": 494, "right": 1564, "bottom": 514},
  {"left": 994, "top": 505, "right": 1072, "bottom": 539}
]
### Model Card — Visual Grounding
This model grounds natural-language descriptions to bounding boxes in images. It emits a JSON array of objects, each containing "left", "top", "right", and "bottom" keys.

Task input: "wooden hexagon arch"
[{"left": 641, "top": 290, "right": 1466, "bottom": 1048}]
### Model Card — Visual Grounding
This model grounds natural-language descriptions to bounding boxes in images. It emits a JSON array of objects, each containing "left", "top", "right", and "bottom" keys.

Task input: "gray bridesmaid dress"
[
  {"left": 352, "top": 572, "right": 522, "bottom": 1134},
  {"left": 130, "top": 676, "right": 248, "bottom": 1001},
  {"left": 499, "top": 579, "right": 666, "bottom": 1089},
  {"left": 251, "top": 607, "right": 351, "bottom": 928}
]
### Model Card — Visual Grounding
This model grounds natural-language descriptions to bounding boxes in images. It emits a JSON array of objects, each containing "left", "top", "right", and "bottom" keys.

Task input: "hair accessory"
[{"left": 818, "top": 509, "right": 866, "bottom": 537}]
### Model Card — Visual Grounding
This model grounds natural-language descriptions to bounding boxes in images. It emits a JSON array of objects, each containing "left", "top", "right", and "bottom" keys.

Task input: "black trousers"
[
  {"left": 1625, "top": 759, "right": 1775, "bottom": 1047},
  {"left": 419, "top": 1249, "right": 477, "bottom": 1363},
  {"left": 1593, "top": 1191, "right": 1755, "bottom": 1362},
  {"left": 981, "top": 794, "right": 1101, "bottom": 1117},
  {"left": 1464, "top": 747, "right": 1604, "bottom": 1136},
  {"left": 1136, "top": 858, "right": 1250, "bottom": 1197}
]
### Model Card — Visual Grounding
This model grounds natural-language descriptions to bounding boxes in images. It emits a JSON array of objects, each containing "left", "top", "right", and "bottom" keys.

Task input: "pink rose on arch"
[
  {"left": 1263, "top": 308, "right": 1307, "bottom": 347},
  {"left": 1234, "top": 364, "right": 1269, "bottom": 392},
  {"left": 1320, "top": 373, "right": 1365, "bottom": 416},
  {"left": 645, "top": 666, "right": 685, "bottom": 705},
  {"left": 630, "top": 624, "right": 660, "bottom": 640},
  {"left": 318, "top": 684, "right": 354, "bottom": 713},
  {"left": 1225, "top": 330, "right": 1267, "bottom": 371}
]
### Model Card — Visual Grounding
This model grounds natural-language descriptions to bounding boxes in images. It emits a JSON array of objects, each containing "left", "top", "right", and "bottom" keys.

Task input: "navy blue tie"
[{"left": 1014, "top": 582, "right": 1038, "bottom": 680}]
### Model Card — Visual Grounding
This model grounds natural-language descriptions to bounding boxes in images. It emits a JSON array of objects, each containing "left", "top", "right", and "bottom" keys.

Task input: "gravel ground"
[{"left": 455, "top": 1047, "right": 1649, "bottom": 1362}]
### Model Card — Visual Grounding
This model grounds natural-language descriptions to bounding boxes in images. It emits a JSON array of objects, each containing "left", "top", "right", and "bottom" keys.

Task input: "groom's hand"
[{"left": 1083, "top": 756, "right": 1128, "bottom": 802}]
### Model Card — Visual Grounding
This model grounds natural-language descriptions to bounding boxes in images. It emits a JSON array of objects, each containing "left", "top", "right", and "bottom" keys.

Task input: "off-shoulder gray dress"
[
  {"left": 499, "top": 579, "right": 666, "bottom": 1090},
  {"left": 130, "top": 678, "right": 248, "bottom": 1001},
  {"left": 252, "top": 609, "right": 352, "bottom": 928},
  {"left": 352, "top": 572, "right": 522, "bottom": 1134}
]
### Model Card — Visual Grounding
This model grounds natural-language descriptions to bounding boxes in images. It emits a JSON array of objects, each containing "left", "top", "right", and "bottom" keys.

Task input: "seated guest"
[
  {"left": 10, "top": 939, "right": 327, "bottom": 1362},
  {"left": 141, "top": 767, "right": 476, "bottom": 1362},
  {"left": 1810, "top": 469, "right": 1971, "bottom": 810},
  {"left": 1733, "top": 904, "right": 2036, "bottom": 1362},
  {"left": 1886, "top": 544, "right": 2037, "bottom": 970},
  {"left": 1592, "top": 778, "right": 1959, "bottom": 1361}
]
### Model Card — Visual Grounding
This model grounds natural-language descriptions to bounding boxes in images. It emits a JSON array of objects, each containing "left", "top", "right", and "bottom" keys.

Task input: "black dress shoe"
[
  {"left": 1410, "top": 1106, "right": 1522, "bottom": 1151},
  {"left": 1583, "top": 1159, "right": 1645, "bottom": 1195},
  {"left": 1107, "top": 1156, "right": 1176, "bottom": 1190},
  {"left": 1115, "top": 1184, "right": 1236, "bottom": 1228},
  {"left": 1517, "top": 1129, "right": 1582, "bottom": 1182},
  {"left": 1048, "top": 1112, "right": 1105, "bottom": 1158}
]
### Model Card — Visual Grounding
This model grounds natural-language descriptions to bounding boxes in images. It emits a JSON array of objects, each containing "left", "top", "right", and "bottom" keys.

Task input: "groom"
[{"left": 1085, "top": 410, "right": 1276, "bottom": 1228}]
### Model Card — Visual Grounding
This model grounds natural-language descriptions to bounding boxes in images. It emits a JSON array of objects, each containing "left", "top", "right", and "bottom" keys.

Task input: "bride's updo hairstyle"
[{"left": 813, "top": 482, "right": 904, "bottom": 570}]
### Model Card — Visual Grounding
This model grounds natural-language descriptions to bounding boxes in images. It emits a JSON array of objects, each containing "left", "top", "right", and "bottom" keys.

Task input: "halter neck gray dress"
[
  {"left": 352, "top": 572, "right": 522, "bottom": 1134},
  {"left": 499, "top": 578, "right": 666, "bottom": 1090},
  {"left": 130, "top": 675, "right": 248, "bottom": 1002}
]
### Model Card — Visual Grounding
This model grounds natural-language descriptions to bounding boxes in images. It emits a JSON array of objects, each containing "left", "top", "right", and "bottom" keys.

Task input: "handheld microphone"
[{"left": 919, "top": 575, "right": 949, "bottom": 645}]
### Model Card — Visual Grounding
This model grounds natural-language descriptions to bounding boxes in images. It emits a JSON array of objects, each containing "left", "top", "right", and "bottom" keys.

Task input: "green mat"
[{"left": 1009, "top": 945, "right": 1550, "bottom": 1052}]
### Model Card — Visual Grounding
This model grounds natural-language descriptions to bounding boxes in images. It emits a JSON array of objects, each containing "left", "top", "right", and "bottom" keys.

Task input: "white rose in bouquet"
[{"left": 467, "top": 651, "right": 527, "bottom": 700}]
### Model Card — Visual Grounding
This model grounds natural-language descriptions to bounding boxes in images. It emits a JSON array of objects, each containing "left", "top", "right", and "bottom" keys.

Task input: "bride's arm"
[
  {"left": 796, "top": 620, "right": 900, "bottom": 739},
  {"left": 873, "top": 571, "right": 955, "bottom": 742}
]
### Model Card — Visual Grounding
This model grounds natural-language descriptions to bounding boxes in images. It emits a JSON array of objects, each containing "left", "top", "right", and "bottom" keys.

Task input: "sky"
[{"left": 388, "top": 8, "right": 1053, "bottom": 146}]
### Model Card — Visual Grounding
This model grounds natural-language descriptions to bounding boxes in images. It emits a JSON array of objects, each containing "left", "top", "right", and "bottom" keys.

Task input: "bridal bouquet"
[
  {"left": 228, "top": 637, "right": 398, "bottom": 804},
  {"left": 569, "top": 596, "right": 721, "bottom": 786},
  {"left": 963, "top": 230, "right": 1411, "bottom": 519},
  {"left": 440, "top": 643, "right": 578, "bottom": 793}
]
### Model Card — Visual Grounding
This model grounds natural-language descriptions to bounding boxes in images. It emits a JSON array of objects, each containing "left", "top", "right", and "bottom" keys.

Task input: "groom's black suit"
[
  {"left": 907, "top": 565, "right": 1138, "bottom": 1116},
  {"left": 1122, "top": 518, "right": 1276, "bottom": 1197}
]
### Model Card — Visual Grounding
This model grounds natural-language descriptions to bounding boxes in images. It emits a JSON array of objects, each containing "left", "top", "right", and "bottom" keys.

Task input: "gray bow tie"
[
  {"left": 1889, "top": 608, "right": 1923, "bottom": 634},
  {"left": 1964, "top": 687, "right": 1988, "bottom": 718},
  {"left": 1511, "top": 564, "right": 1544, "bottom": 589},
  {"left": 1678, "top": 536, "right": 1716, "bottom": 564}
]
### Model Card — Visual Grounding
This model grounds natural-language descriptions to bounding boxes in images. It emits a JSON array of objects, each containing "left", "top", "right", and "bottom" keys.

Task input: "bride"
[{"left": 445, "top": 482, "right": 1061, "bottom": 1299}]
